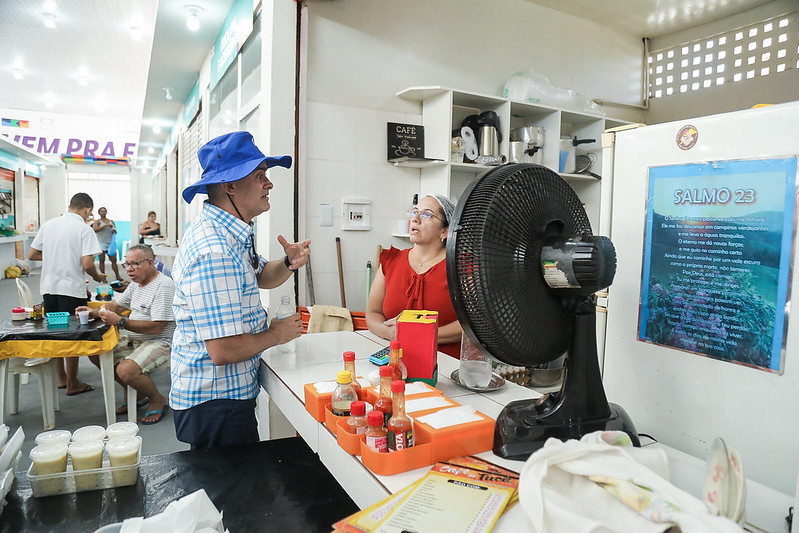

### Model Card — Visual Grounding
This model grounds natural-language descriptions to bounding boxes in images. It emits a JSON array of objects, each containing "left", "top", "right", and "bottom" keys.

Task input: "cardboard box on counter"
[{"left": 397, "top": 310, "right": 438, "bottom": 379}]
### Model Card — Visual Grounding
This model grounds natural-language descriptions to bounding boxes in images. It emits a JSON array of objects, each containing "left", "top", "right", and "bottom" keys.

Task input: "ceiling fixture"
[
  {"left": 163, "top": 87, "right": 173, "bottom": 101},
  {"left": 148, "top": 146, "right": 155, "bottom": 154},
  {"left": 153, "top": 125, "right": 162, "bottom": 134},
  {"left": 43, "top": 12, "right": 56, "bottom": 28},
  {"left": 130, "top": 25, "right": 142, "bottom": 41},
  {"left": 184, "top": 5, "right": 204, "bottom": 32}
]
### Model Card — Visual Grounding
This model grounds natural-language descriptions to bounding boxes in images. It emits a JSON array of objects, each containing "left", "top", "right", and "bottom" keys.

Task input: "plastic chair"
[
  {"left": 15, "top": 278, "right": 34, "bottom": 308},
  {"left": 121, "top": 240, "right": 130, "bottom": 258},
  {"left": 0, "top": 357, "right": 60, "bottom": 430}
]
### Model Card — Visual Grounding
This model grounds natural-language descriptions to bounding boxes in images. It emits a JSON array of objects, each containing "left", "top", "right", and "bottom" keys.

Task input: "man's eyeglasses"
[
  {"left": 121, "top": 259, "right": 151, "bottom": 269},
  {"left": 406, "top": 208, "right": 442, "bottom": 222}
]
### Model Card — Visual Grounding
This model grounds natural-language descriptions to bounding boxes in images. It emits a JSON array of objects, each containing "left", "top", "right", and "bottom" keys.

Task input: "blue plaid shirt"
[{"left": 169, "top": 202, "right": 270, "bottom": 410}]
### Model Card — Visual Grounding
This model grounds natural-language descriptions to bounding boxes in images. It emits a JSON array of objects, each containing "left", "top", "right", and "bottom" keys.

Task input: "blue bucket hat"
[{"left": 182, "top": 131, "right": 292, "bottom": 203}]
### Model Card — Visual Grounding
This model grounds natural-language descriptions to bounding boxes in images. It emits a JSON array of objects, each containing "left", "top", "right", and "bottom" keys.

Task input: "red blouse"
[{"left": 380, "top": 246, "right": 460, "bottom": 358}]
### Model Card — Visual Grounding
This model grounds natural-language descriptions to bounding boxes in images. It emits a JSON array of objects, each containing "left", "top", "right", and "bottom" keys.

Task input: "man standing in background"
[
  {"left": 29, "top": 192, "right": 107, "bottom": 395},
  {"left": 170, "top": 131, "right": 309, "bottom": 449}
]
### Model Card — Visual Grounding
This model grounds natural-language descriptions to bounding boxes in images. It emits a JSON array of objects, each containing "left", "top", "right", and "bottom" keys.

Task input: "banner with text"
[{"left": 639, "top": 158, "right": 798, "bottom": 373}]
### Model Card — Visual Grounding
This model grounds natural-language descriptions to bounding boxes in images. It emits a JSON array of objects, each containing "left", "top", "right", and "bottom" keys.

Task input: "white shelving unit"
[{"left": 396, "top": 86, "right": 629, "bottom": 230}]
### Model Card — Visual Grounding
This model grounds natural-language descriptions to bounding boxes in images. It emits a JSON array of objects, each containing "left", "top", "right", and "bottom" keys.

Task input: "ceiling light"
[
  {"left": 163, "top": 87, "right": 173, "bottom": 101},
  {"left": 43, "top": 1, "right": 57, "bottom": 12},
  {"left": 12, "top": 68, "right": 24, "bottom": 80},
  {"left": 130, "top": 25, "right": 142, "bottom": 41},
  {"left": 153, "top": 126, "right": 162, "bottom": 134},
  {"left": 184, "top": 5, "right": 204, "bottom": 32},
  {"left": 148, "top": 147, "right": 155, "bottom": 154},
  {"left": 43, "top": 12, "right": 56, "bottom": 28}
]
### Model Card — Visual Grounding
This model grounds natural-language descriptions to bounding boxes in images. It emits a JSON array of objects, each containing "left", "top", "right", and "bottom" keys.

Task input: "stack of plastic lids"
[{"left": 0, "top": 425, "right": 26, "bottom": 515}]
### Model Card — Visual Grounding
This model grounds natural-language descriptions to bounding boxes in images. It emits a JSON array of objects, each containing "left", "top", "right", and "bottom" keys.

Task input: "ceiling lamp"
[
  {"left": 43, "top": 12, "right": 56, "bottom": 28},
  {"left": 184, "top": 5, "right": 204, "bottom": 32},
  {"left": 163, "top": 87, "right": 173, "bottom": 101}
]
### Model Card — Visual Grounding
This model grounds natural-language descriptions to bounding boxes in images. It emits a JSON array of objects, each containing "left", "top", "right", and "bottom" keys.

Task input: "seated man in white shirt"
[{"left": 77, "top": 244, "right": 175, "bottom": 425}]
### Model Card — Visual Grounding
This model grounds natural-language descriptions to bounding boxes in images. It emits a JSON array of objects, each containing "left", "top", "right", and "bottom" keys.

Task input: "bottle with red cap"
[
  {"left": 346, "top": 401, "right": 368, "bottom": 435},
  {"left": 387, "top": 380, "right": 413, "bottom": 451},
  {"left": 373, "top": 365, "right": 394, "bottom": 427},
  {"left": 342, "top": 351, "right": 362, "bottom": 399},
  {"left": 365, "top": 410, "right": 388, "bottom": 453},
  {"left": 388, "top": 340, "right": 407, "bottom": 382}
]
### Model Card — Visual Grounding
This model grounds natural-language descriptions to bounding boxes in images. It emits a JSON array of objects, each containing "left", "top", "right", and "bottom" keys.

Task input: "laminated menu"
[{"left": 333, "top": 456, "right": 519, "bottom": 533}]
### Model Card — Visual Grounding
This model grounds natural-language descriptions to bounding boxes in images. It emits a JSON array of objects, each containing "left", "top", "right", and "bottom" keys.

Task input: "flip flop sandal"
[
  {"left": 141, "top": 406, "right": 168, "bottom": 425},
  {"left": 116, "top": 397, "right": 150, "bottom": 415}
]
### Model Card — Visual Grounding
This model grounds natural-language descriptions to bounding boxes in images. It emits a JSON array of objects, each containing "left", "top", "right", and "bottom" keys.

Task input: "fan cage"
[{"left": 447, "top": 164, "right": 593, "bottom": 367}]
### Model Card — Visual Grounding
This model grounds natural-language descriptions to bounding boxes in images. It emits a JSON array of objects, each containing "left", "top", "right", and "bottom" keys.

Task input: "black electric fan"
[{"left": 446, "top": 163, "right": 639, "bottom": 460}]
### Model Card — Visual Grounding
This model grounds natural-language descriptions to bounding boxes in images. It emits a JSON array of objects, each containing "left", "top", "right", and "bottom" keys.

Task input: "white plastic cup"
[
  {"left": 106, "top": 436, "right": 141, "bottom": 486},
  {"left": 77, "top": 310, "right": 90, "bottom": 325},
  {"left": 29, "top": 443, "right": 68, "bottom": 495},
  {"left": 71, "top": 425, "right": 106, "bottom": 442},
  {"left": 35, "top": 429, "right": 72, "bottom": 447},
  {"left": 69, "top": 440, "right": 105, "bottom": 491},
  {"left": 106, "top": 421, "right": 139, "bottom": 439},
  {"left": 396, "top": 219, "right": 409, "bottom": 235}
]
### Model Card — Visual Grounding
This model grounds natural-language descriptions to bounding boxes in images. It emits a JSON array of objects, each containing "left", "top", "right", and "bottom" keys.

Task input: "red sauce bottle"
[
  {"left": 346, "top": 401, "right": 368, "bottom": 435},
  {"left": 387, "top": 380, "right": 413, "bottom": 452},
  {"left": 388, "top": 340, "right": 407, "bottom": 382},
  {"left": 373, "top": 365, "right": 394, "bottom": 427},
  {"left": 342, "top": 351, "right": 362, "bottom": 399},
  {"left": 365, "top": 410, "right": 388, "bottom": 453}
]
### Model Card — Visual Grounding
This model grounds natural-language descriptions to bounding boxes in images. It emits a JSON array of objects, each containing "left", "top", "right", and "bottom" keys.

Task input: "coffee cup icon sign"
[{"left": 395, "top": 140, "right": 417, "bottom": 157}]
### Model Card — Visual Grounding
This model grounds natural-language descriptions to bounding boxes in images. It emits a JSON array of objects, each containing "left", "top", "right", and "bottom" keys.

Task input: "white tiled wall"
[{"left": 304, "top": 102, "right": 422, "bottom": 311}]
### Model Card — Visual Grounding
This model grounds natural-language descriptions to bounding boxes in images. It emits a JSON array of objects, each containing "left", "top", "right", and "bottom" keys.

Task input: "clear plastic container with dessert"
[{"left": 26, "top": 435, "right": 142, "bottom": 497}]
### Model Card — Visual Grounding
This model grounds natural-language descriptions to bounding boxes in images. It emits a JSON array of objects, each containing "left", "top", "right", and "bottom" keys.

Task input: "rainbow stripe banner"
[
  {"left": 2, "top": 118, "right": 29, "bottom": 128},
  {"left": 61, "top": 155, "right": 129, "bottom": 165}
]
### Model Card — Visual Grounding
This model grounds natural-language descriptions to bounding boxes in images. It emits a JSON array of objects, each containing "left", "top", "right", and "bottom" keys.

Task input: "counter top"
[
  {"left": 1, "top": 437, "right": 358, "bottom": 533},
  {"left": 260, "top": 330, "right": 794, "bottom": 532}
]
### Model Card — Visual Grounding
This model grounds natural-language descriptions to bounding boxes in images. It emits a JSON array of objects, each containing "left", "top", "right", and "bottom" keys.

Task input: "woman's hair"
[
  {"left": 425, "top": 193, "right": 455, "bottom": 227},
  {"left": 147, "top": 211, "right": 156, "bottom": 217}
]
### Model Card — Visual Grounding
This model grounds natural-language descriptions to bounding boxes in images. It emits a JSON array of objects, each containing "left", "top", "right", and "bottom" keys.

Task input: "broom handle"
[
  {"left": 306, "top": 255, "right": 316, "bottom": 306},
  {"left": 336, "top": 237, "right": 346, "bottom": 307}
]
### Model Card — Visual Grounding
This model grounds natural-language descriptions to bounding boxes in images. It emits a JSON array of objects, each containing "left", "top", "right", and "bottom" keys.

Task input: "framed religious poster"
[{"left": 638, "top": 157, "right": 798, "bottom": 373}]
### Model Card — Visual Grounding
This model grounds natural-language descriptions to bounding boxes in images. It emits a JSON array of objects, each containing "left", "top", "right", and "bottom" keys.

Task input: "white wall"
[
  {"left": 646, "top": 0, "right": 798, "bottom": 124},
  {"left": 301, "top": 0, "right": 646, "bottom": 310}
]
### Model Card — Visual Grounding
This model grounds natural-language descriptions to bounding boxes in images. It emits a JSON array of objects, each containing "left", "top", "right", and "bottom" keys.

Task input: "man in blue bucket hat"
[{"left": 170, "top": 131, "right": 310, "bottom": 449}]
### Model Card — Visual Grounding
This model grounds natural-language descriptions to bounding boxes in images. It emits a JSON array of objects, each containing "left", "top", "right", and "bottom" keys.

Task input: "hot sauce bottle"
[
  {"left": 388, "top": 340, "right": 407, "bottom": 382},
  {"left": 374, "top": 365, "right": 394, "bottom": 427},
  {"left": 387, "top": 380, "right": 413, "bottom": 452},
  {"left": 346, "top": 401, "right": 368, "bottom": 435},
  {"left": 342, "top": 351, "right": 362, "bottom": 399},
  {"left": 331, "top": 370, "right": 358, "bottom": 417},
  {"left": 365, "top": 410, "right": 388, "bottom": 453}
]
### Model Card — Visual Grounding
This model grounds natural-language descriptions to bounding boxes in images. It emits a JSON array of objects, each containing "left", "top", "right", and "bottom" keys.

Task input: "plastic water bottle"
[{"left": 275, "top": 295, "right": 296, "bottom": 354}]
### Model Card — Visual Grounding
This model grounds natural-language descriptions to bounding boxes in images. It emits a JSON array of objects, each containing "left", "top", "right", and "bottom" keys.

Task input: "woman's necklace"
[{"left": 414, "top": 247, "right": 443, "bottom": 267}]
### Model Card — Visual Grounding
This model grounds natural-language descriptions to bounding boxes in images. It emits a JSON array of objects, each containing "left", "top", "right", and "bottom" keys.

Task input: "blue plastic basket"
[{"left": 46, "top": 312, "right": 70, "bottom": 326}]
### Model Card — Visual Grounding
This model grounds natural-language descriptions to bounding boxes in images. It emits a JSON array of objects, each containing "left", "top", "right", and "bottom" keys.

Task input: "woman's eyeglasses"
[{"left": 406, "top": 208, "right": 442, "bottom": 222}]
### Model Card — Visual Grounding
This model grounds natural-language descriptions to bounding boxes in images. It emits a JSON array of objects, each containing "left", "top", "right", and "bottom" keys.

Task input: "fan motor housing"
[{"left": 541, "top": 234, "right": 616, "bottom": 295}]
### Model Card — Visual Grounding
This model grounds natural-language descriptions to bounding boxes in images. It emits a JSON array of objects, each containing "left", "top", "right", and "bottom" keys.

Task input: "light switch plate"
[{"left": 320, "top": 203, "right": 333, "bottom": 227}]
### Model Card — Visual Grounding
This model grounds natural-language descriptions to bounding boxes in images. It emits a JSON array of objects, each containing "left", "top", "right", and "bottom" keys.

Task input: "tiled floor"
[{"left": 1, "top": 269, "right": 188, "bottom": 472}]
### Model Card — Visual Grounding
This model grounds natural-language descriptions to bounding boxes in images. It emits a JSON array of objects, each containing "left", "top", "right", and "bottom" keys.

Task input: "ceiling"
[{"left": 0, "top": 0, "right": 777, "bottom": 173}]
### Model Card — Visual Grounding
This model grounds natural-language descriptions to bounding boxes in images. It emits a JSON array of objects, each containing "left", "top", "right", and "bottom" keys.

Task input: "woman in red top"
[{"left": 367, "top": 194, "right": 462, "bottom": 358}]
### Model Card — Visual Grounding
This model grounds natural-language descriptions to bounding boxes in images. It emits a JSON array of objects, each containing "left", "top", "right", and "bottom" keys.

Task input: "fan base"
[{"left": 493, "top": 400, "right": 640, "bottom": 461}]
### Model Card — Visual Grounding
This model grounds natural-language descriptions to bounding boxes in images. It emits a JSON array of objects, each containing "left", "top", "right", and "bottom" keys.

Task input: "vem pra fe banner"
[{"left": 638, "top": 157, "right": 797, "bottom": 373}]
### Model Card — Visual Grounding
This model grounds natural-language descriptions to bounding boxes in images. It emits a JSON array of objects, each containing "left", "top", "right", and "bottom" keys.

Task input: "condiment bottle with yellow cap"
[{"left": 331, "top": 370, "right": 358, "bottom": 417}]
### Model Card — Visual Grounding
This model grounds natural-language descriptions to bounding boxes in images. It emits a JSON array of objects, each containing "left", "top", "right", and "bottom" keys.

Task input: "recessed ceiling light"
[
  {"left": 153, "top": 126, "right": 162, "bottom": 134},
  {"left": 163, "top": 87, "right": 173, "bottom": 101},
  {"left": 148, "top": 146, "right": 155, "bottom": 154},
  {"left": 43, "top": 12, "right": 56, "bottom": 28},
  {"left": 12, "top": 68, "right": 24, "bottom": 80},
  {"left": 184, "top": 5, "right": 204, "bottom": 32}
]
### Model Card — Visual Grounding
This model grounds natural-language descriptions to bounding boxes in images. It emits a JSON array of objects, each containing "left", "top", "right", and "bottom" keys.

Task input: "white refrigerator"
[{"left": 598, "top": 101, "right": 799, "bottom": 499}]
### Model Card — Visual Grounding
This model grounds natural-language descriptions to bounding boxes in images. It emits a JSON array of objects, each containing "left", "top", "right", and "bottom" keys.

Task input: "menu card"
[{"left": 333, "top": 456, "right": 519, "bottom": 533}]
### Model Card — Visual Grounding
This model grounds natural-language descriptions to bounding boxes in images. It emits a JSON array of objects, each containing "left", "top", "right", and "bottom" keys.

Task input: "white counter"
[
  {"left": 259, "top": 331, "right": 792, "bottom": 532},
  {"left": 0, "top": 234, "right": 25, "bottom": 271}
]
